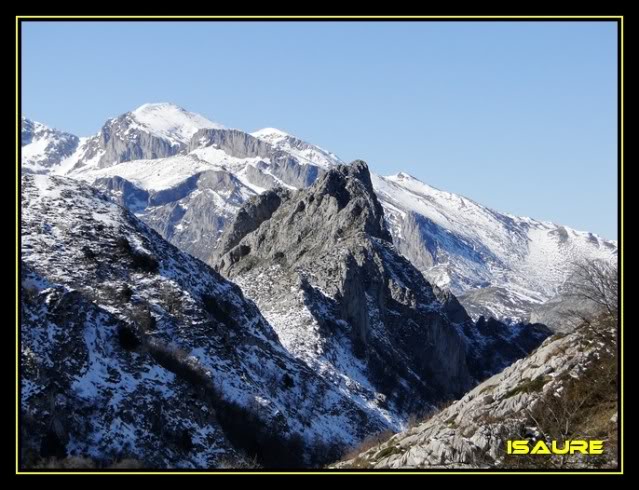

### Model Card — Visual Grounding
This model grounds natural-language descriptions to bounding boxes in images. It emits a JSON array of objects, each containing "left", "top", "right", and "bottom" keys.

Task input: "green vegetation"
[{"left": 375, "top": 445, "right": 401, "bottom": 459}]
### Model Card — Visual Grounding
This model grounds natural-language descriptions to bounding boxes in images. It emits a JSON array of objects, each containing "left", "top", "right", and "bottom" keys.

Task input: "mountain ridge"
[{"left": 20, "top": 103, "right": 617, "bottom": 324}]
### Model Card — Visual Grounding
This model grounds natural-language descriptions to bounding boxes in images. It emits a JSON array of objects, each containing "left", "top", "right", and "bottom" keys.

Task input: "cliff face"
[
  {"left": 214, "top": 161, "right": 550, "bottom": 424},
  {"left": 94, "top": 116, "right": 183, "bottom": 167}
]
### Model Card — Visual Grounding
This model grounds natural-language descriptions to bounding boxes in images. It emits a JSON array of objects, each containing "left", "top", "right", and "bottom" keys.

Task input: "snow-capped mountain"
[
  {"left": 373, "top": 173, "right": 618, "bottom": 321},
  {"left": 251, "top": 127, "right": 344, "bottom": 168},
  {"left": 53, "top": 102, "right": 223, "bottom": 174},
  {"left": 129, "top": 102, "right": 225, "bottom": 145},
  {"left": 22, "top": 173, "right": 422, "bottom": 468},
  {"left": 21, "top": 118, "right": 80, "bottom": 174},
  {"left": 20, "top": 103, "right": 617, "bottom": 325}
]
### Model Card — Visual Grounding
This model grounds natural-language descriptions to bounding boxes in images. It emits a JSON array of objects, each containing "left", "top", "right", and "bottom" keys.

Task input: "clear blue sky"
[{"left": 21, "top": 21, "right": 618, "bottom": 240}]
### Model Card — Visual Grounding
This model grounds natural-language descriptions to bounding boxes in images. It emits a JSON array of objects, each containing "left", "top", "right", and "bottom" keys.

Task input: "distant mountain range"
[{"left": 21, "top": 102, "right": 617, "bottom": 324}]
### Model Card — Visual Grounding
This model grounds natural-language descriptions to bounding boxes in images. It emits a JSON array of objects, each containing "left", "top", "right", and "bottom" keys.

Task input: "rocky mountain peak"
[
  {"left": 214, "top": 160, "right": 504, "bottom": 420},
  {"left": 214, "top": 160, "right": 392, "bottom": 274},
  {"left": 311, "top": 160, "right": 392, "bottom": 242},
  {"left": 214, "top": 159, "right": 551, "bottom": 418},
  {"left": 130, "top": 102, "right": 225, "bottom": 140},
  {"left": 21, "top": 118, "right": 80, "bottom": 175}
]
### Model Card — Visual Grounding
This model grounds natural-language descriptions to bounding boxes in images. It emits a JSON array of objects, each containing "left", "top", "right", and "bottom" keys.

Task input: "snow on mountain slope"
[
  {"left": 21, "top": 173, "right": 408, "bottom": 468},
  {"left": 21, "top": 118, "right": 80, "bottom": 174},
  {"left": 73, "top": 152, "right": 263, "bottom": 193},
  {"left": 252, "top": 127, "right": 344, "bottom": 168},
  {"left": 20, "top": 104, "right": 617, "bottom": 324},
  {"left": 129, "top": 103, "right": 224, "bottom": 146},
  {"left": 65, "top": 129, "right": 322, "bottom": 261},
  {"left": 60, "top": 103, "right": 222, "bottom": 174},
  {"left": 372, "top": 172, "right": 618, "bottom": 321},
  {"left": 66, "top": 152, "right": 268, "bottom": 260}
]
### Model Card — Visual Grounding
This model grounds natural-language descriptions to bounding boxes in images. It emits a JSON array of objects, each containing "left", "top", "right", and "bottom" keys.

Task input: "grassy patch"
[
  {"left": 375, "top": 445, "right": 401, "bottom": 460},
  {"left": 478, "top": 384, "right": 496, "bottom": 395}
]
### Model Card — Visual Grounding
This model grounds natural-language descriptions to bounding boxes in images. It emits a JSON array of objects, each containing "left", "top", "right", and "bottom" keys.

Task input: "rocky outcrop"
[
  {"left": 94, "top": 114, "right": 183, "bottom": 168},
  {"left": 215, "top": 161, "right": 473, "bottom": 417},
  {"left": 216, "top": 161, "right": 392, "bottom": 270},
  {"left": 216, "top": 187, "right": 292, "bottom": 257},
  {"left": 214, "top": 161, "right": 550, "bottom": 423},
  {"left": 334, "top": 319, "right": 618, "bottom": 469}
]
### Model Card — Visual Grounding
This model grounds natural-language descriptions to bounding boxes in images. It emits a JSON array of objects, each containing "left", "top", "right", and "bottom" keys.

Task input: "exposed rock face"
[
  {"left": 22, "top": 118, "right": 80, "bottom": 174},
  {"left": 265, "top": 152, "right": 323, "bottom": 189},
  {"left": 90, "top": 166, "right": 259, "bottom": 262},
  {"left": 431, "top": 285, "right": 551, "bottom": 380},
  {"left": 334, "top": 321, "right": 618, "bottom": 470},
  {"left": 94, "top": 114, "right": 183, "bottom": 167},
  {"left": 189, "top": 128, "right": 272, "bottom": 159},
  {"left": 21, "top": 174, "right": 419, "bottom": 468},
  {"left": 214, "top": 161, "right": 550, "bottom": 423},
  {"left": 217, "top": 161, "right": 392, "bottom": 264},
  {"left": 373, "top": 173, "right": 618, "bottom": 322},
  {"left": 217, "top": 187, "right": 292, "bottom": 255},
  {"left": 189, "top": 128, "right": 324, "bottom": 189},
  {"left": 92, "top": 175, "right": 150, "bottom": 213}
]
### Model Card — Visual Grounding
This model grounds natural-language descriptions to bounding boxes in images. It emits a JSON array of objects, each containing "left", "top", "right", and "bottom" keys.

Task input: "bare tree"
[
  {"left": 564, "top": 259, "right": 618, "bottom": 321},
  {"left": 501, "top": 258, "right": 620, "bottom": 470}
]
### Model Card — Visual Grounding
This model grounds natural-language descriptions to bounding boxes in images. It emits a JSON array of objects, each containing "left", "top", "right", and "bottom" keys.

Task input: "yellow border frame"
[{"left": 15, "top": 14, "right": 624, "bottom": 476}]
